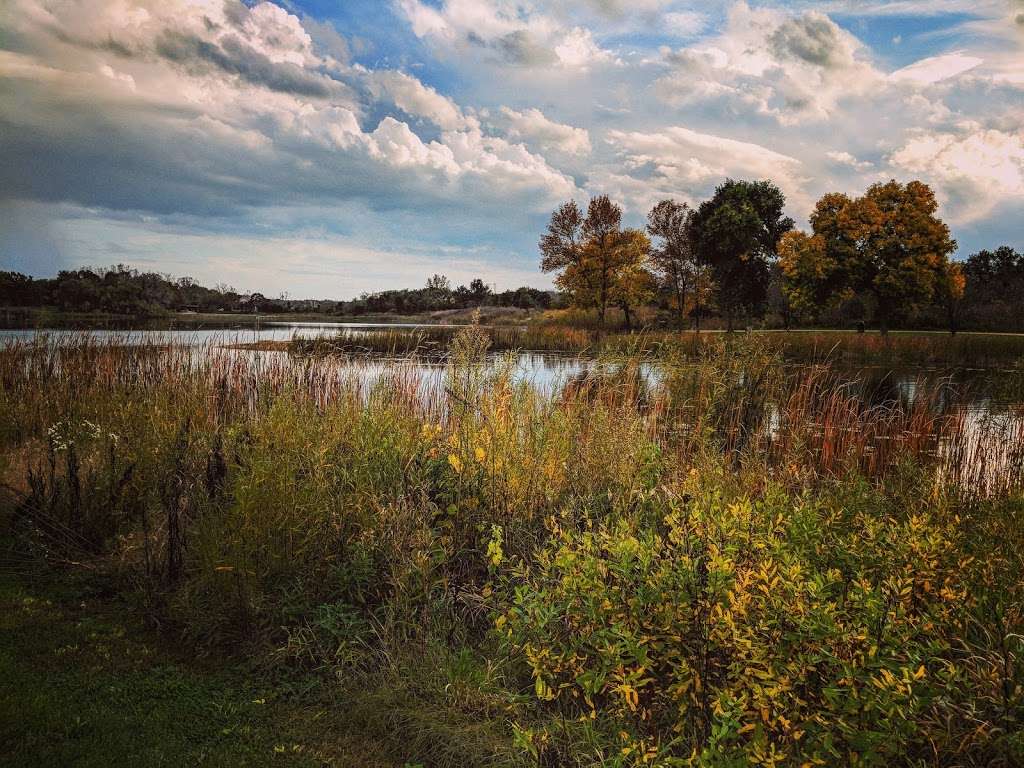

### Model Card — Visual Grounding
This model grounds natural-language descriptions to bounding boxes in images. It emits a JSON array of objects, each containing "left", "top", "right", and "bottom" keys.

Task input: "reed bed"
[
  {"left": 287, "top": 323, "right": 1024, "bottom": 369},
  {"left": 1, "top": 331, "right": 1022, "bottom": 767}
]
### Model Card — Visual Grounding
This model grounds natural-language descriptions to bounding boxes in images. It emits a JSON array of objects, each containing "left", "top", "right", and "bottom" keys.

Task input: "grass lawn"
[{"left": 0, "top": 574, "right": 406, "bottom": 768}]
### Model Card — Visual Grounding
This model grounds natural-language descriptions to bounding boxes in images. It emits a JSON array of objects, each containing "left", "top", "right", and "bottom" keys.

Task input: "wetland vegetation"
[{"left": 2, "top": 326, "right": 1023, "bottom": 767}]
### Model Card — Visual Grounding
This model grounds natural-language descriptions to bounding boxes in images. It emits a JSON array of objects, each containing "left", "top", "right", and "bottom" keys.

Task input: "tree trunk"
[
  {"left": 622, "top": 303, "right": 632, "bottom": 332},
  {"left": 677, "top": 283, "right": 687, "bottom": 331}
]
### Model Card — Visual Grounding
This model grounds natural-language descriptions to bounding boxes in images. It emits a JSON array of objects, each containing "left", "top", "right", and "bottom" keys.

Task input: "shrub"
[{"left": 500, "top": 473, "right": 1023, "bottom": 766}]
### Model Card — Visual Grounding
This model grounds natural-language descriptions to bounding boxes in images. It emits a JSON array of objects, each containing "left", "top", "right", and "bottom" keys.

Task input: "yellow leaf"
[{"left": 448, "top": 453, "right": 463, "bottom": 474}]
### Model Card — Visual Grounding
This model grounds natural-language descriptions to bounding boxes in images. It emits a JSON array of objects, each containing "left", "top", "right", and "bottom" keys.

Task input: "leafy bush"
[{"left": 500, "top": 473, "right": 1024, "bottom": 766}]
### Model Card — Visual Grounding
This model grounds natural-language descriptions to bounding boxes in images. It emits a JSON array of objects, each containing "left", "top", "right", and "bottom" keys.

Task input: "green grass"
[{"left": 0, "top": 574, "right": 408, "bottom": 768}]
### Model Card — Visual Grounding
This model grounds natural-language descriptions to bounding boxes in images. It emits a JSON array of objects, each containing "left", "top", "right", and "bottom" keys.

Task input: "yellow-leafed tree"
[{"left": 780, "top": 180, "right": 957, "bottom": 331}]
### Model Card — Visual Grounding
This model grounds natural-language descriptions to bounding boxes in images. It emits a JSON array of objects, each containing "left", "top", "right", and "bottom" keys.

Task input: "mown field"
[{"left": 1, "top": 328, "right": 1023, "bottom": 767}]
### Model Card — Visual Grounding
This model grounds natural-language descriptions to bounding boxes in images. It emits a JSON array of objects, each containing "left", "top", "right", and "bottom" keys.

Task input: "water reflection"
[{"left": 0, "top": 321, "right": 450, "bottom": 346}]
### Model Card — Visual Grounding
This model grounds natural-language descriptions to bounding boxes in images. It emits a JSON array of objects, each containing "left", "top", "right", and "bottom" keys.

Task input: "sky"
[{"left": 1, "top": 0, "right": 1022, "bottom": 299}]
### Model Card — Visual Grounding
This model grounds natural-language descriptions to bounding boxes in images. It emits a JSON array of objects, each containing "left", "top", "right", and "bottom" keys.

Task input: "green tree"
[
  {"left": 962, "top": 246, "right": 1024, "bottom": 331},
  {"left": 425, "top": 274, "right": 453, "bottom": 309},
  {"left": 780, "top": 180, "right": 956, "bottom": 332},
  {"left": 690, "top": 180, "right": 793, "bottom": 330}
]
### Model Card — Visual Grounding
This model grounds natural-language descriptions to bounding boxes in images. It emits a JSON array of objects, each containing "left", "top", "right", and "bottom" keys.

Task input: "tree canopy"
[
  {"left": 647, "top": 199, "right": 706, "bottom": 329},
  {"left": 540, "top": 195, "right": 653, "bottom": 329},
  {"left": 689, "top": 179, "right": 793, "bottom": 329},
  {"left": 780, "top": 180, "right": 956, "bottom": 331}
]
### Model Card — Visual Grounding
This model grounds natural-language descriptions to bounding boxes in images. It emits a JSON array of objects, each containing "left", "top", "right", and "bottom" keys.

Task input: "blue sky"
[{"left": 1, "top": 0, "right": 1022, "bottom": 298}]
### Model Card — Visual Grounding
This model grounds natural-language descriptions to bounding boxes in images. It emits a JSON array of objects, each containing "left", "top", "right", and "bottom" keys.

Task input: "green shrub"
[{"left": 500, "top": 474, "right": 1023, "bottom": 766}]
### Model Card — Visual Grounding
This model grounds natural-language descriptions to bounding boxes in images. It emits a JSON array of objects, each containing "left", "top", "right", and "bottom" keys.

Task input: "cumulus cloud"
[
  {"left": 498, "top": 107, "right": 591, "bottom": 155},
  {"left": 826, "top": 150, "right": 873, "bottom": 170},
  {"left": 396, "top": 0, "right": 618, "bottom": 70},
  {"left": 654, "top": 3, "right": 882, "bottom": 124},
  {"left": 365, "top": 70, "right": 471, "bottom": 131},
  {"left": 889, "top": 124, "right": 1024, "bottom": 223},
  {"left": 2, "top": 0, "right": 1020, "bottom": 287},
  {"left": 598, "top": 125, "right": 809, "bottom": 214},
  {"left": 0, "top": 0, "right": 578, "bottom": 223}
]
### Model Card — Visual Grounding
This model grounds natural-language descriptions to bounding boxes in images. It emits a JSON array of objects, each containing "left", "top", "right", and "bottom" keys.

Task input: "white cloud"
[
  {"left": 365, "top": 69, "right": 470, "bottom": 130},
  {"left": 0, "top": 0, "right": 578, "bottom": 221},
  {"left": 890, "top": 51, "right": 984, "bottom": 85},
  {"left": 663, "top": 11, "right": 707, "bottom": 38},
  {"left": 599, "top": 125, "right": 808, "bottom": 214},
  {"left": 396, "top": 0, "right": 451, "bottom": 39},
  {"left": 443, "top": 126, "right": 579, "bottom": 198},
  {"left": 553, "top": 26, "right": 617, "bottom": 68},
  {"left": 826, "top": 150, "right": 873, "bottom": 170},
  {"left": 498, "top": 106, "right": 591, "bottom": 155},
  {"left": 396, "top": 0, "right": 618, "bottom": 70},
  {"left": 3, "top": 0, "right": 1021, "bottom": 288},
  {"left": 654, "top": 3, "right": 883, "bottom": 124},
  {"left": 889, "top": 124, "right": 1024, "bottom": 223}
]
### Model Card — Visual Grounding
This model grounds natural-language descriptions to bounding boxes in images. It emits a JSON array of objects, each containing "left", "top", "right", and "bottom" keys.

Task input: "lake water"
[
  {"left": 0, "top": 321, "right": 446, "bottom": 346},
  {"left": 2, "top": 321, "right": 1021, "bottom": 409},
  {"left": 0, "top": 322, "right": 593, "bottom": 391}
]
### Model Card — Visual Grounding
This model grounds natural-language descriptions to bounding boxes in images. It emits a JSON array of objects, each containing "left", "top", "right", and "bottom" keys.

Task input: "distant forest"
[{"left": 0, "top": 267, "right": 560, "bottom": 318}]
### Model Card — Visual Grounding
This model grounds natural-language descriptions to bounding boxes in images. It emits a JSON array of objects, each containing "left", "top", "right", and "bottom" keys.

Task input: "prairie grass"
[{"left": 1, "top": 330, "right": 1022, "bottom": 766}]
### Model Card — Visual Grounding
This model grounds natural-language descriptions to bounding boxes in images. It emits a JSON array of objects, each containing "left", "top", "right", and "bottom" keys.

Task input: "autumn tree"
[
  {"left": 540, "top": 195, "right": 652, "bottom": 329},
  {"left": 690, "top": 180, "right": 793, "bottom": 331},
  {"left": 647, "top": 199, "right": 709, "bottom": 329},
  {"left": 607, "top": 229, "right": 655, "bottom": 331},
  {"left": 780, "top": 180, "right": 956, "bottom": 332}
]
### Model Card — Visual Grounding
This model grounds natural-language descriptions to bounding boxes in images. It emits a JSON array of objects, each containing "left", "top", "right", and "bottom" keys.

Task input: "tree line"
[
  {"left": 342, "top": 275, "right": 558, "bottom": 315},
  {"left": 0, "top": 265, "right": 558, "bottom": 318},
  {"left": 0, "top": 266, "right": 265, "bottom": 316},
  {"left": 540, "top": 178, "right": 1023, "bottom": 333}
]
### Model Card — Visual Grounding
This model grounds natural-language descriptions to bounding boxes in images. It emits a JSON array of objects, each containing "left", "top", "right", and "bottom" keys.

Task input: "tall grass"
[
  {"left": 283, "top": 322, "right": 1024, "bottom": 369},
  {"left": 1, "top": 332, "right": 1022, "bottom": 766}
]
